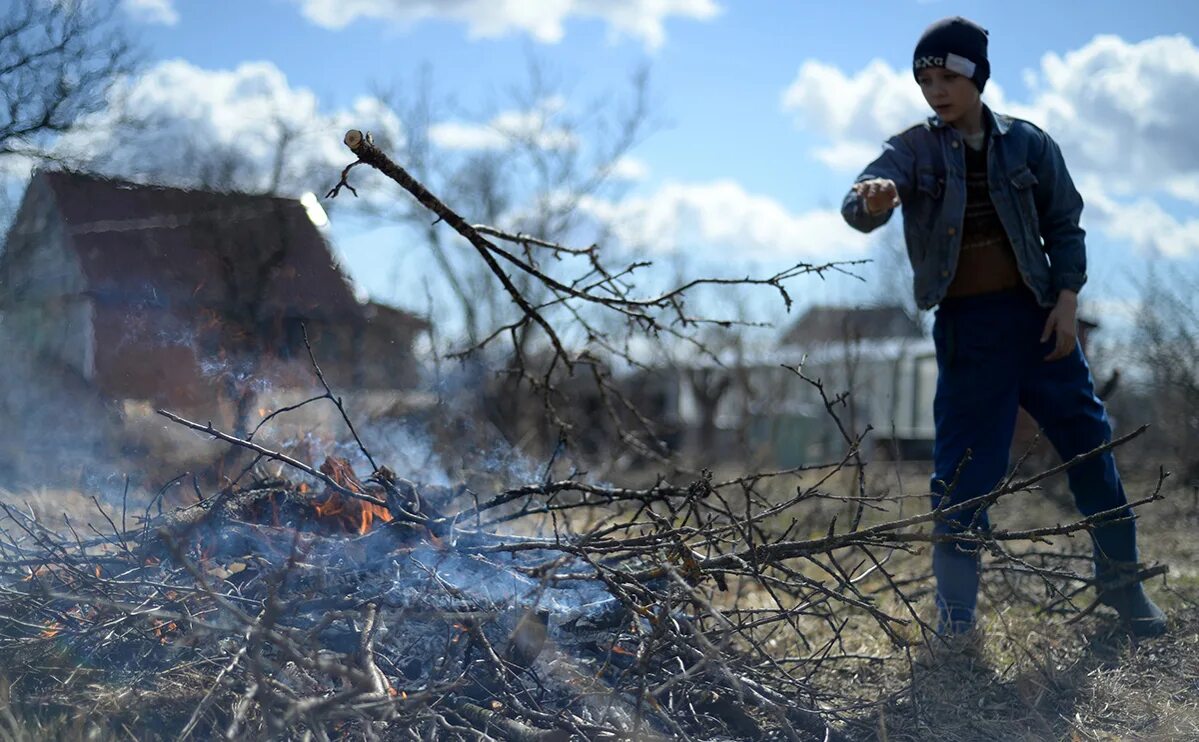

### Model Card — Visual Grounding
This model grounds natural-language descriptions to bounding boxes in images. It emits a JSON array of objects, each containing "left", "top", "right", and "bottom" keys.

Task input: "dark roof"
[
  {"left": 363, "top": 301, "right": 430, "bottom": 332},
  {"left": 781, "top": 304, "right": 923, "bottom": 346},
  {"left": 38, "top": 170, "right": 360, "bottom": 320}
]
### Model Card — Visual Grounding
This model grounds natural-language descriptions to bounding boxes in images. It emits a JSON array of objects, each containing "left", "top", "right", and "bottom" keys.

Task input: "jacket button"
[
  {"left": 951, "top": 140, "right": 960, "bottom": 149},
  {"left": 941, "top": 270, "right": 950, "bottom": 277},
  {"left": 947, "top": 226, "right": 957, "bottom": 236}
]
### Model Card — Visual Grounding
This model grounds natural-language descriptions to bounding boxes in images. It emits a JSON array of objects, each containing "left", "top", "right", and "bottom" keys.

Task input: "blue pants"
[{"left": 929, "top": 288, "right": 1138, "bottom": 630}]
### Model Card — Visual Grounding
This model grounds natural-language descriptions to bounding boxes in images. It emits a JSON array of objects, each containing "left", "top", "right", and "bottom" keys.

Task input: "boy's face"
[{"left": 916, "top": 67, "right": 981, "bottom": 125}]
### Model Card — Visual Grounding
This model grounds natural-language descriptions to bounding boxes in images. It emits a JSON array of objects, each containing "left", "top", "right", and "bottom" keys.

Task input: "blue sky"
[{"left": 76, "top": 0, "right": 1199, "bottom": 339}]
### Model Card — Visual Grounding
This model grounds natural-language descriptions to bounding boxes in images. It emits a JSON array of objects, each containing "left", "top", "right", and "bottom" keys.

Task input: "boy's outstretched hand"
[
  {"left": 1042, "top": 289, "right": 1079, "bottom": 361},
  {"left": 853, "top": 178, "right": 900, "bottom": 215}
]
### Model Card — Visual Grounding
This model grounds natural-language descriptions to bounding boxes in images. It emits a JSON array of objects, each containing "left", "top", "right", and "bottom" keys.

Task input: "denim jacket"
[{"left": 841, "top": 106, "right": 1086, "bottom": 310}]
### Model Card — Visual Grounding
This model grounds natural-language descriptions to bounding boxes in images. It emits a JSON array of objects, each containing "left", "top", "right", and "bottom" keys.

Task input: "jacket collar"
[{"left": 929, "top": 104, "right": 1011, "bottom": 136}]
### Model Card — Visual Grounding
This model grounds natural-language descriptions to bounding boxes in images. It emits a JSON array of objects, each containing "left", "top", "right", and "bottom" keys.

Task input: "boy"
[{"left": 841, "top": 16, "right": 1166, "bottom": 637}]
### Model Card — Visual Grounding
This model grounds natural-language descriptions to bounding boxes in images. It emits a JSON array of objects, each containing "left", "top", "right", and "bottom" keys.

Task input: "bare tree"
[
  {"left": 329, "top": 123, "right": 855, "bottom": 478},
  {"left": 0, "top": 0, "right": 134, "bottom": 161},
  {"left": 870, "top": 220, "right": 926, "bottom": 328},
  {"left": 1129, "top": 264, "right": 1199, "bottom": 479},
  {"left": 343, "top": 64, "right": 873, "bottom": 472},
  {"left": 364, "top": 61, "right": 655, "bottom": 349}
]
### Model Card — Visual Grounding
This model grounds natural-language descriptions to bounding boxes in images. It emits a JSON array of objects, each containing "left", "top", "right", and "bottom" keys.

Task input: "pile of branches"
[{"left": 0, "top": 405, "right": 1166, "bottom": 740}]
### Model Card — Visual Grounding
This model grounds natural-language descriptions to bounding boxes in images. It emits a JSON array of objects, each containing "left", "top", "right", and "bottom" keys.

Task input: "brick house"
[{"left": 0, "top": 171, "right": 428, "bottom": 483}]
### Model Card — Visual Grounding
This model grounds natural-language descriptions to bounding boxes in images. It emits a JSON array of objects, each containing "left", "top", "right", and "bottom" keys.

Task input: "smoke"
[{"left": 0, "top": 322, "right": 126, "bottom": 496}]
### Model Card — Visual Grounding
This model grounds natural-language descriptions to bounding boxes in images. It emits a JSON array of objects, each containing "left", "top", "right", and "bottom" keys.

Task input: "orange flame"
[
  {"left": 22, "top": 565, "right": 50, "bottom": 581},
  {"left": 313, "top": 457, "right": 393, "bottom": 535},
  {"left": 40, "top": 622, "right": 62, "bottom": 639},
  {"left": 152, "top": 619, "right": 178, "bottom": 643}
]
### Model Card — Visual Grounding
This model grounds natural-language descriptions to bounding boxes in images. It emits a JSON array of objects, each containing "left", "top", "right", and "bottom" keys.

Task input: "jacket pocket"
[
  {"left": 910, "top": 170, "right": 945, "bottom": 235},
  {"left": 1009, "top": 165, "right": 1041, "bottom": 242},
  {"left": 917, "top": 170, "right": 944, "bottom": 199}
]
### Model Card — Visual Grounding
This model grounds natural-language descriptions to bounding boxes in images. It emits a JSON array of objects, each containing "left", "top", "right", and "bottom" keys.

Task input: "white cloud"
[
  {"left": 782, "top": 34, "right": 1199, "bottom": 257},
  {"left": 122, "top": 0, "right": 179, "bottom": 26},
  {"left": 580, "top": 180, "right": 871, "bottom": 260},
  {"left": 288, "top": 0, "right": 721, "bottom": 49},
  {"left": 1165, "top": 175, "right": 1199, "bottom": 205},
  {"left": 427, "top": 121, "right": 507, "bottom": 151},
  {"left": 429, "top": 96, "right": 577, "bottom": 151},
  {"left": 780, "top": 59, "right": 927, "bottom": 166},
  {"left": 779, "top": 58, "right": 1010, "bottom": 173},
  {"left": 53, "top": 60, "right": 404, "bottom": 200},
  {"left": 609, "top": 155, "right": 649, "bottom": 181},
  {"left": 1081, "top": 175, "right": 1199, "bottom": 258},
  {"left": 810, "top": 141, "right": 888, "bottom": 173},
  {"left": 1018, "top": 35, "right": 1199, "bottom": 193}
]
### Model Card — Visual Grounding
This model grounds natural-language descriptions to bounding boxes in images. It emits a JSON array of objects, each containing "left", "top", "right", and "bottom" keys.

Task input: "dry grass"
[
  {"left": 0, "top": 666, "right": 213, "bottom": 742},
  {"left": 1, "top": 458, "right": 1195, "bottom": 741},
  {"left": 604, "top": 455, "right": 1199, "bottom": 740},
  {"left": 755, "top": 462, "right": 1199, "bottom": 742}
]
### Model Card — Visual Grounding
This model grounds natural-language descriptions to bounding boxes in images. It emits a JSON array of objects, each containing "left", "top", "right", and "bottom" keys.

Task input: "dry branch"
[{"left": 327, "top": 127, "right": 863, "bottom": 464}]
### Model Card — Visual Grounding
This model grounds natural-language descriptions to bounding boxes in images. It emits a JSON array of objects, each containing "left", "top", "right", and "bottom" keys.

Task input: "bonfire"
[{"left": 0, "top": 130, "right": 1170, "bottom": 741}]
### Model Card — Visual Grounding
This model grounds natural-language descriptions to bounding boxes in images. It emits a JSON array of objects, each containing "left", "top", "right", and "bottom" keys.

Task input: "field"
[
  {"left": 0, "top": 455, "right": 1196, "bottom": 741},
  {"left": 751, "top": 461, "right": 1199, "bottom": 741}
]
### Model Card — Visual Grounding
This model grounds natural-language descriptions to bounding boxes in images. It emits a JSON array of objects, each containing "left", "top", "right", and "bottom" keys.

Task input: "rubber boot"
[
  {"left": 1095, "top": 559, "right": 1167, "bottom": 637},
  {"left": 933, "top": 539, "right": 981, "bottom": 636}
]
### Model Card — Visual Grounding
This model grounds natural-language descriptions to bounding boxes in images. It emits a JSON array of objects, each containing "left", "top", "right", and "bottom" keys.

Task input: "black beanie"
[{"left": 913, "top": 16, "right": 990, "bottom": 93}]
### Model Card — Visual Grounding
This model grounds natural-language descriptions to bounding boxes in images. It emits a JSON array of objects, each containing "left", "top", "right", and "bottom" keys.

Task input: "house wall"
[
  {"left": 92, "top": 304, "right": 212, "bottom": 408},
  {"left": 264, "top": 317, "right": 361, "bottom": 390},
  {"left": 89, "top": 308, "right": 363, "bottom": 411},
  {"left": 1, "top": 174, "right": 430, "bottom": 483},
  {"left": 3, "top": 299, "right": 94, "bottom": 378},
  {"left": 254, "top": 315, "right": 425, "bottom": 393},
  {"left": 674, "top": 339, "right": 939, "bottom": 465},
  {"left": 355, "top": 323, "right": 422, "bottom": 390},
  {"left": 0, "top": 178, "right": 93, "bottom": 377},
  {"left": 0, "top": 317, "right": 121, "bottom": 486}
]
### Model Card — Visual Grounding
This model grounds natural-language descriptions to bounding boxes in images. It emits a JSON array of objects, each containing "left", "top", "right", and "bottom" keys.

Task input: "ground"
[
  {"left": 1, "top": 458, "right": 1196, "bottom": 740},
  {"left": 770, "top": 462, "right": 1199, "bottom": 742}
]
